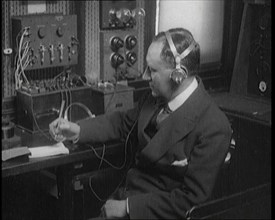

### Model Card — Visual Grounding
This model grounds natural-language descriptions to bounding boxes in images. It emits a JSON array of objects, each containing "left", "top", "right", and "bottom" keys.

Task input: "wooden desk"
[
  {"left": 2, "top": 141, "right": 122, "bottom": 178},
  {"left": 2, "top": 128, "right": 124, "bottom": 220}
]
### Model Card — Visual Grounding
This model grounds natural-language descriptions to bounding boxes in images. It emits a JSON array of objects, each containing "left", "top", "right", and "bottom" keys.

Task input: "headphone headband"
[{"left": 165, "top": 31, "right": 196, "bottom": 69}]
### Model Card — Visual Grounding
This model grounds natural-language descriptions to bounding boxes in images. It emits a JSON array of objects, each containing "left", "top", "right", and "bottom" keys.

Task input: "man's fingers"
[{"left": 59, "top": 120, "right": 70, "bottom": 130}]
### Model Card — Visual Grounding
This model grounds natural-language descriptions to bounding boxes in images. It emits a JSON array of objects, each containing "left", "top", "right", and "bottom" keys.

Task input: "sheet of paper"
[
  {"left": 2, "top": 147, "right": 30, "bottom": 161},
  {"left": 28, "top": 142, "right": 69, "bottom": 158}
]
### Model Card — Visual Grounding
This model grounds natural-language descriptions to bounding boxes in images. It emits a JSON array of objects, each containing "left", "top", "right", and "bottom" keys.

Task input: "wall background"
[{"left": 158, "top": 0, "right": 225, "bottom": 64}]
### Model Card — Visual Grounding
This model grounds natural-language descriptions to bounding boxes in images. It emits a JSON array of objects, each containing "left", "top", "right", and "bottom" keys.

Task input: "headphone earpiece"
[
  {"left": 170, "top": 65, "right": 187, "bottom": 84},
  {"left": 165, "top": 31, "right": 196, "bottom": 85}
]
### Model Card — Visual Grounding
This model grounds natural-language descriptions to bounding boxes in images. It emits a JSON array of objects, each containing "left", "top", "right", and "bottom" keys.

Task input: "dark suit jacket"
[{"left": 78, "top": 78, "right": 232, "bottom": 219}]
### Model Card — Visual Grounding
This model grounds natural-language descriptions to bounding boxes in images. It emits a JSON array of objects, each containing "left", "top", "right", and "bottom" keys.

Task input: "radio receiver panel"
[
  {"left": 12, "top": 14, "right": 78, "bottom": 70},
  {"left": 100, "top": 30, "right": 139, "bottom": 82}
]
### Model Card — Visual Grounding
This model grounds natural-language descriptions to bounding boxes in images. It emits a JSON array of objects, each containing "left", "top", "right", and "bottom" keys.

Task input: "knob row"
[{"left": 110, "top": 35, "right": 137, "bottom": 51}]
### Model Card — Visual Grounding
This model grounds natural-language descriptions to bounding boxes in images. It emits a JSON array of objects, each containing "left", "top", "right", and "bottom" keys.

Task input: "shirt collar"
[{"left": 168, "top": 77, "right": 198, "bottom": 112}]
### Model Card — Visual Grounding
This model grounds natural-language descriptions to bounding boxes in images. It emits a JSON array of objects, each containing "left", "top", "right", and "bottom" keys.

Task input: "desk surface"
[
  {"left": 2, "top": 129, "right": 123, "bottom": 178},
  {"left": 211, "top": 92, "right": 271, "bottom": 126},
  {"left": 3, "top": 92, "right": 271, "bottom": 178}
]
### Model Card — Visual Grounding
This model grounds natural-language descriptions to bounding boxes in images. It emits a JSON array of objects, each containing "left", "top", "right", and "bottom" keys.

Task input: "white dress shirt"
[{"left": 168, "top": 77, "right": 198, "bottom": 112}]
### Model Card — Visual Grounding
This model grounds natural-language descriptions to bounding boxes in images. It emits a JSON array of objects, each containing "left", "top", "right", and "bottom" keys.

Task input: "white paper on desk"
[{"left": 28, "top": 142, "right": 69, "bottom": 158}]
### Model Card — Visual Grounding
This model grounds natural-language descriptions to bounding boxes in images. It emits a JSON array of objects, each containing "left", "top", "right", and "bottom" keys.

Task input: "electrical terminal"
[
  {"left": 3, "top": 48, "right": 13, "bottom": 55},
  {"left": 97, "top": 81, "right": 115, "bottom": 90},
  {"left": 23, "top": 26, "right": 31, "bottom": 37}
]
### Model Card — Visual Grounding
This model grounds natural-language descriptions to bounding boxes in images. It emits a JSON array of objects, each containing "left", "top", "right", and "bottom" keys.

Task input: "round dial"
[
  {"left": 125, "top": 35, "right": 137, "bottom": 50},
  {"left": 110, "top": 53, "right": 124, "bottom": 68},
  {"left": 38, "top": 27, "right": 46, "bottom": 39},
  {"left": 110, "top": 37, "right": 124, "bottom": 51},
  {"left": 56, "top": 26, "right": 64, "bottom": 37},
  {"left": 126, "top": 51, "right": 137, "bottom": 66}
]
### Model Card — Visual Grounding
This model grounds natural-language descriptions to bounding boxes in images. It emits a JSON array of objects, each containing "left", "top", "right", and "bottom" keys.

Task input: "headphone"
[{"left": 165, "top": 31, "right": 197, "bottom": 84}]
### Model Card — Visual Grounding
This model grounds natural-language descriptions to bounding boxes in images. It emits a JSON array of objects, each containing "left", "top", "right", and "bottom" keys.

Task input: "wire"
[
  {"left": 87, "top": 144, "right": 108, "bottom": 202},
  {"left": 18, "top": 30, "right": 29, "bottom": 84},
  {"left": 78, "top": 76, "right": 87, "bottom": 86},
  {"left": 14, "top": 28, "right": 31, "bottom": 89},
  {"left": 98, "top": 143, "right": 106, "bottom": 169},
  {"left": 86, "top": 93, "right": 149, "bottom": 202},
  {"left": 85, "top": 115, "right": 138, "bottom": 170},
  {"left": 89, "top": 175, "right": 107, "bottom": 202},
  {"left": 85, "top": 95, "right": 146, "bottom": 202},
  {"left": 87, "top": 127, "right": 137, "bottom": 202}
]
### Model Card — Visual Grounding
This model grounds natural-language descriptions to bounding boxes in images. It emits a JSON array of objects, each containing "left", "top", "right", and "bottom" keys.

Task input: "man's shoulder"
[{"left": 194, "top": 86, "right": 230, "bottom": 127}]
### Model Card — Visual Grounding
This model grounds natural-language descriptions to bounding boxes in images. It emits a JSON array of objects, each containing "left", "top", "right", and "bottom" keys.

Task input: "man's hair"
[{"left": 153, "top": 28, "right": 200, "bottom": 76}]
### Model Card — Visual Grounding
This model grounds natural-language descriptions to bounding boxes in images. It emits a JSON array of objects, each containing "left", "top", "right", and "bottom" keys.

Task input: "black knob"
[
  {"left": 38, "top": 27, "right": 46, "bottom": 39},
  {"left": 56, "top": 26, "right": 63, "bottom": 37},
  {"left": 110, "top": 37, "right": 124, "bottom": 51},
  {"left": 125, "top": 35, "right": 137, "bottom": 50},
  {"left": 110, "top": 53, "right": 124, "bottom": 68},
  {"left": 126, "top": 51, "right": 137, "bottom": 66}
]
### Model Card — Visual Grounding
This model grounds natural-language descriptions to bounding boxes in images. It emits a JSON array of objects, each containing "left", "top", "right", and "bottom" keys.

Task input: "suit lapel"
[
  {"left": 138, "top": 79, "right": 211, "bottom": 164},
  {"left": 138, "top": 96, "right": 164, "bottom": 146}
]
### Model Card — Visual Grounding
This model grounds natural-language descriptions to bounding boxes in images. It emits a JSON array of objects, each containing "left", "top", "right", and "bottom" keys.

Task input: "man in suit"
[{"left": 49, "top": 28, "right": 232, "bottom": 219}]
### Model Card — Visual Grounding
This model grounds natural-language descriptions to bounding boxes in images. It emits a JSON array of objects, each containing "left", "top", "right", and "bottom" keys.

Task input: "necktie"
[{"left": 156, "top": 104, "right": 172, "bottom": 128}]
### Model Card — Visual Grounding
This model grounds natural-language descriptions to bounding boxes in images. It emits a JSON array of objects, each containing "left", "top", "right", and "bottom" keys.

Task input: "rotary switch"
[
  {"left": 110, "top": 53, "right": 124, "bottom": 68},
  {"left": 38, "top": 27, "right": 46, "bottom": 39},
  {"left": 56, "top": 26, "right": 64, "bottom": 37},
  {"left": 126, "top": 51, "right": 137, "bottom": 66},
  {"left": 110, "top": 36, "right": 124, "bottom": 51},
  {"left": 125, "top": 35, "right": 137, "bottom": 50}
]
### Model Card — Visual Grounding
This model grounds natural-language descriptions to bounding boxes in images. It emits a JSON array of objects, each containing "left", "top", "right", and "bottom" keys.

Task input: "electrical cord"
[
  {"left": 18, "top": 30, "right": 29, "bottom": 84},
  {"left": 14, "top": 28, "right": 30, "bottom": 89},
  {"left": 89, "top": 173, "right": 107, "bottom": 202},
  {"left": 85, "top": 115, "right": 138, "bottom": 170},
  {"left": 87, "top": 143, "right": 108, "bottom": 202},
  {"left": 64, "top": 102, "right": 94, "bottom": 121},
  {"left": 86, "top": 92, "right": 150, "bottom": 202},
  {"left": 87, "top": 120, "right": 138, "bottom": 202},
  {"left": 98, "top": 143, "right": 106, "bottom": 169}
]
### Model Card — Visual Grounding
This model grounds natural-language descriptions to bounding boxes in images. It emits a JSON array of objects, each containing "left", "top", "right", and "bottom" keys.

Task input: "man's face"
[{"left": 143, "top": 41, "right": 173, "bottom": 100}]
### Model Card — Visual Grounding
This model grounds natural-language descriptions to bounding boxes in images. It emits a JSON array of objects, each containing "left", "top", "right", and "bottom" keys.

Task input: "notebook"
[{"left": 28, "top": 142, "right": 69, "bottom": 158}]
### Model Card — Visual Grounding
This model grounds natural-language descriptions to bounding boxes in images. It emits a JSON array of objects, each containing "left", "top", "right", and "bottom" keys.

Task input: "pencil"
[
  {"left": 56, "top": 100, "right": 65, "bottom": 132},
  {"left": 59, "top": 100, "right": 65, "bottom": 120}
]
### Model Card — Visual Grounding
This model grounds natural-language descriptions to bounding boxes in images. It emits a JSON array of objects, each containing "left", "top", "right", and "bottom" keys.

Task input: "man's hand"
[
  {"left": 101, "top": 199, "right": 127, "bottom": 219},
  {"left": 49, "top": 118, "right": 80, "bottom": 142}
]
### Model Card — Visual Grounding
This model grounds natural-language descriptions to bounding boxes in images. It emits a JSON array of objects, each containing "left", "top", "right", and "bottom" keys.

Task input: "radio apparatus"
[{"left": 12, "top": 13, "right": 134, "bottom": 134}]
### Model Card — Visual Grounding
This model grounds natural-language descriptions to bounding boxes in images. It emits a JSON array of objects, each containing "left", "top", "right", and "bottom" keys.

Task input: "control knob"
[
  {"left": 38, "top": 27, "right": 46, "bottom": 39},
  {"left": 56, "top": 26, "right": 64, "bottom": 37},
  {"left": 110, "top": 53, "right": 124, "bottom": 68},
  {"left": 126, "top": 51, "right": 137, "bottom": 66},
  {"left": 110, "top": 37, "right": 124, "bottom": 51},
  {"left": 125, "top": 35, "right": 137, "bottom": 50}
]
